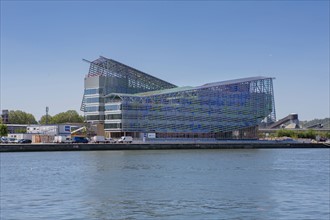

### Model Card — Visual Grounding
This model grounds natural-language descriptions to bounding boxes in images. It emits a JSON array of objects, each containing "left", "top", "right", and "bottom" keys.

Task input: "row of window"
[
  {"left": 105, "top": 104, "right": 122, "bottom": 111},
  {"left": 85, "top": 114, "right": 123, "bottom": 120},
  {"left": 85, "top": 88, "right": 104, "bottom": 95},
  {"left": 121, "top": 96, "right": 266, "bottom": 110},
  {"left": 105, "top": 114, "right": 122, "bottom": 120},
  {"left": 85, "top": 104, "right": 122, "bottom": 112},
  {"left": 85, "top": 106, "right": 105, "bottom": 112},
  {"left": 85, "top": 115, "right": 104, "bottom": 120},
  {"left": 104, "top": 123, "right": 122, "bottom": 129},
  {"left": 121, "top": 122, "right": 255, "bottom": 133},
  {"left": 85, "top": 97, "right": 104, "bottom": 104}
]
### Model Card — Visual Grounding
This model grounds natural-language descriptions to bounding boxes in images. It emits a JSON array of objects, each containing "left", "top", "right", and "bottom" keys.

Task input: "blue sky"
[{"left": 1, "top": 1, "right": 329, "bottom": 121}]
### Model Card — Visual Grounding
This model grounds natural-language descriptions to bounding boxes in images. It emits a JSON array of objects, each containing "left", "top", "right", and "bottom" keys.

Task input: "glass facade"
[
  {"left": 105, "top": 104, "right": 121, "bottom": 111},
  {"left": 113, "top": 77, "right": 275, "bottom": 136},
  {"left": 84, "top": 88, "right": 104, "bottom": 95},
  {"left": 82, "top": 56, "right": 276, "bottom": 139}
]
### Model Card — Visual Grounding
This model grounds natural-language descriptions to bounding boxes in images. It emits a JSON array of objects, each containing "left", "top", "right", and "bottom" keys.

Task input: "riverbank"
[{"left": 0, "top": 141, "right": 329, "bottom": 152}]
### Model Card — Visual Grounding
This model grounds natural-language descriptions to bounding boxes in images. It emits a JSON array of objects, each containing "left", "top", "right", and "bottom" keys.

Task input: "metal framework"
[
  {"left": 106, "top": 77, "right": 275, "bottom": 136},
  {"left": 85, "top": 56, "right": 176, "bottom": 92},
  {"left": 81, "top": 56, "right": 177, "bottom": 112},
  {"left": 82, "top": 56, "right": 276, "bottom": 139}
]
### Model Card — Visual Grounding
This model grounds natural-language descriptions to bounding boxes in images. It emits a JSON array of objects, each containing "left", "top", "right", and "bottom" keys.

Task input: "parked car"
[
  {"left": 71, "top": 136, "right": 89, "bottom": 143},
  {"left": 1, "top": 137, "right": 8, "bottom": 143},
  {"left": 17, "top": 139, "right": 32, "bottom": 144},
  {"left": 116, "top": 136, "right": 133, "bottom": 143},
  {"left": 7, "top": 138, "right": 17, "bottom": 144}
]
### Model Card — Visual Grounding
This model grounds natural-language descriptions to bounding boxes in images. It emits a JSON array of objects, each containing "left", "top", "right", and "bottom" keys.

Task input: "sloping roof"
[
  {"left": 136, "top": 86, "right": 194, "bottom": 96},
  {"left": 105, "top": 76, "right": 274, "bottom": 98},
  {"left": 198, "top": 76, "right": 274, "bottom": 89},
  {"left": 84, "top": 56, "right": 177, "bottom": 89},
  {"left": 105, "top": 86, "right": 193, "bottom": 98}
]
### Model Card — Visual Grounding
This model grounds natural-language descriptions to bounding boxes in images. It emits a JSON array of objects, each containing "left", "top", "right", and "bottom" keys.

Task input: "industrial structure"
[
  {"left": 81, "top": 56, "right": 276, "bottom": 140},
  {"left": 266, "top": 113, "right": 299, "bottom": 129}
]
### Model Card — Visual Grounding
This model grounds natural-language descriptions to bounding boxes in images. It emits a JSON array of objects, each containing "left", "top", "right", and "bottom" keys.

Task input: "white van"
[
  {"left": 116, "top": 136, "right": 133, "bottom": 143},
  {"left": 53, "top": 136, "right": 72, "bottom": 143},
  {"left": 91, "top": 136, "right": 116, "bottom": 144},
  {"left": 91, "top": 136, "right": 106, "bottom": 143}
]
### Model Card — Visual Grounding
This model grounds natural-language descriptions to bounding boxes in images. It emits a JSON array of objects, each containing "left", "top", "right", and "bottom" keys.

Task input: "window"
[
  {"left": 85, "top": 115, "right": 104, "bottom": 120},
  {"left": 85, "top": 106, "right": 105, "bottom": 112},
  {"left": 84, "top": 88, "right": 103, "bottom": 95},
  {"left": 105, "top": 104, "right": 121, "bottom": 111},
  {"left": 85, "top": 97, "right": 104, "bottom": 104},
  {"left": 105, "top": 114, "right": 122, "bottom": 120},
  {"left": 104, "top": 123, "right": 122, "bottom": 129}
]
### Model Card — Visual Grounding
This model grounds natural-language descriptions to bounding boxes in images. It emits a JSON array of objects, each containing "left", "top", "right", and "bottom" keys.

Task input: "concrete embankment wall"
[{"left": 0, "top": 142, "right": 329, "bottom": 152}]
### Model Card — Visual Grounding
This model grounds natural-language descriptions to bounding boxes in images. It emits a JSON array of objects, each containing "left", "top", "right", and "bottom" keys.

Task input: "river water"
[{"left": 1, "top": 149, "right": 329, "bottom": 220}]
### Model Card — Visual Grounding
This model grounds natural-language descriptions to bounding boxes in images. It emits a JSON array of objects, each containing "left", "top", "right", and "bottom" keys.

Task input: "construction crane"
[{"left": 70, "top": 126, "right": 87, "bottom": 137}]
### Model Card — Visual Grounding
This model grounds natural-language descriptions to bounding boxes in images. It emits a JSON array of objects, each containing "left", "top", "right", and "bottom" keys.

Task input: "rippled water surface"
[{"left": 1, "top": 149, "right": 329, "bottom": 219}]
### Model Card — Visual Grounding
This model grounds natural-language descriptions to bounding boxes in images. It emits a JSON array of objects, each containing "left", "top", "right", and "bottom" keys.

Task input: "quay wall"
[{"left": 0, "top": 142, "right": 329, "bottom": 152}]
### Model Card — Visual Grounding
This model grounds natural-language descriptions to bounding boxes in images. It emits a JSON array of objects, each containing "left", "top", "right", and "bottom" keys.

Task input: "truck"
[
  {"left": 91, "top": 136, "right": 116, "bottom": 143},
  {"left": 53, "top": 136, "right": 72, "bottom": 143},
  {"left": 116, "top": 136, "right": 133, "bottom": 143},
  {"left": 91, "top": 136, "right": 106, "bottom": 143},
  {"left": 8, "top": 133, "right": 33, "bottom": 140}
]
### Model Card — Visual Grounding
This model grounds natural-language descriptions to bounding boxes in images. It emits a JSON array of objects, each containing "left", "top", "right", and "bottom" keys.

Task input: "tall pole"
[{"left": 46, "top": 106, "right": 49, "bottom": 125}]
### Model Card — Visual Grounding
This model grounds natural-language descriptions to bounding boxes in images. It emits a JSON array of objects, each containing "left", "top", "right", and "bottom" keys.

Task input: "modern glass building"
[{"left": 81, "top": 56, "right": 276, "bottom": 140}]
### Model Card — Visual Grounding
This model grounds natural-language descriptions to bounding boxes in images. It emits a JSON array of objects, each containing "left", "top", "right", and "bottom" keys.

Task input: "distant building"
[
  {"left": 81, "top": 56, "right": 276, "bottom": 140},
  {"left": 1, "top": 110, "right": 9, "bottom": 124},
  {"left": 4, "top": 124, "right": 28, "bottom": 134},
  {"left": 27, "top": 124, "right": 83, "bottom": 136}
]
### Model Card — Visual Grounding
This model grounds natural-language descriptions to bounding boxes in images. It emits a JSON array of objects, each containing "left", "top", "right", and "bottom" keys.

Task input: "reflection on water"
[{"left": 1, "top": 149, "right": 329, "bottom": 219}]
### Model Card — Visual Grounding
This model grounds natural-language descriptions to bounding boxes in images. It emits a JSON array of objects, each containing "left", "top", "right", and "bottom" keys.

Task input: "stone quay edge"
[{"left": 0, "top": 142, "right": 329, "bottom": 152}]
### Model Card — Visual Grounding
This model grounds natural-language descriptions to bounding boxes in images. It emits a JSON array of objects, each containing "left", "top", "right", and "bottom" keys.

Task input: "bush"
[
  {"left": 276, "top": 129, "right": 325, "bottom": 140},
  {"left": 276, "top": 129, "right": 296, "bottom": 138}
]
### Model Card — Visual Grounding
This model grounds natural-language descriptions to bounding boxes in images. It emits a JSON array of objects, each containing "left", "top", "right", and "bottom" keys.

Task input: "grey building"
[{"left": 81, "top": 56, "right": 276, "bottom": 140}]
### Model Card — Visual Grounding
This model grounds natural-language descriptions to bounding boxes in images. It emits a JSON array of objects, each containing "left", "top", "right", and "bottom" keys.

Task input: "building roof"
[
  {"left": 105, "top": 76, "right": 274, "bottom": 98},
  {"left": 198, "top": 76, "right": 275, "bottom": 89},
  {"left": 84, "top": 56, "right": 177, "bottom": 89}
]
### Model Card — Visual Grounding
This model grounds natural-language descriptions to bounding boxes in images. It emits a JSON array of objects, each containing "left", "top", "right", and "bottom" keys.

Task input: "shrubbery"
[{"left": 275, "top": 129, "right": 330, "bottom": 139}]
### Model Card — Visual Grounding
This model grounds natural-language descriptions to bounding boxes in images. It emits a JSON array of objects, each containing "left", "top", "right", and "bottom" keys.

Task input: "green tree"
[
  {"left": 0, "top": 124, "right": 8, "bottom": 136},
  {"left": 8, "top": 110, "right": 37, "bottom": 124},
  {"left": 39, "top": 115, "right": 54, "bottom": 124},
  {"left": 50, "top": 110, "right": 84, "bottom": 124}
]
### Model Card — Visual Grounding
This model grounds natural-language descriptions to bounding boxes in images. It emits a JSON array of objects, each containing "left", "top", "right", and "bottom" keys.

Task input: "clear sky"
[{"left": 1, "top": 1, "right": 329, "bottom": 121}]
